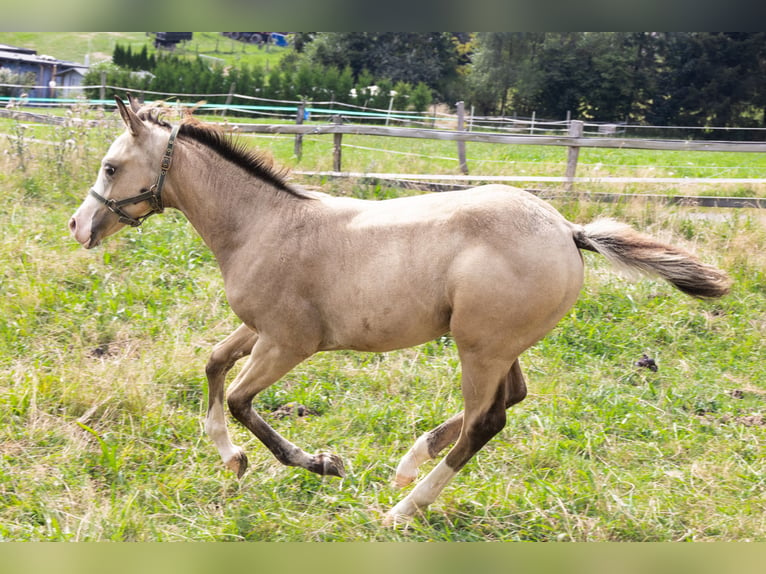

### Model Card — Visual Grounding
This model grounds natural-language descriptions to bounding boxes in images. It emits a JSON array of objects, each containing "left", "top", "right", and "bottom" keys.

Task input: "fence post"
[
  {"left": 332, "top": 114, "right": 343, "bottom": 172},
  {"left": 565, "top": 120, "right": 584, "bottom": 192},
  {"left": 386, "top": 93, "right": 395, "bottom": 126},
  {"left": 221, "top": 82, "right": 235, "bottom": 117},
  {"left": 456, "top": 101, "right": 468, "bottom": 175},
  {"left": 294, "top": 101, "right": 305, "bottom": 160}
]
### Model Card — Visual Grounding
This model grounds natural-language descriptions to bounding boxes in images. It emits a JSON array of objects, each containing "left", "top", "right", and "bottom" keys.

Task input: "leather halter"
[{"left": 89, "top": 125, "right": 180, "bottom": 227}]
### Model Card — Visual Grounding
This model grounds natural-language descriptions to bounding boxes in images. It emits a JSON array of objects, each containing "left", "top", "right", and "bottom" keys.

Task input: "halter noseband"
[{"left": 89, "top": 125, "right": 180, "bottom": 228}]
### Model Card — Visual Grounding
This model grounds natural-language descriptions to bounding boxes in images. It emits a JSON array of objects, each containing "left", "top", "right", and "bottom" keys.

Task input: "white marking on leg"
[
  {"left": 384, "top": 459, "right": 457, "bottom": 525},
  {"left": 205, "top": 395, "right": 243, "bottom": 469},
  {"left": 394, "top": 432, "right": 432, "bottom": 487}
]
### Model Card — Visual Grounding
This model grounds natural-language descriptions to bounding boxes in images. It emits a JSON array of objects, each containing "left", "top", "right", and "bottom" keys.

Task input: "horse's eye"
[{"left": 104, "top": 165, "right": 116, "bottom": 177}]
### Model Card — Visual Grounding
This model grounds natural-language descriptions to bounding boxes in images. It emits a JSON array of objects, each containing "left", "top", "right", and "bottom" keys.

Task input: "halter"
[{"left": 89, "top": 125, "right": 180, "bottom": 227}]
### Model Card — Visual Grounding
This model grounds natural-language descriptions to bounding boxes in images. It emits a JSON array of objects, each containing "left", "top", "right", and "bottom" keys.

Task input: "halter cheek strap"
[{"left": 90, "top": 125, "right": 180, "bottom": 228}]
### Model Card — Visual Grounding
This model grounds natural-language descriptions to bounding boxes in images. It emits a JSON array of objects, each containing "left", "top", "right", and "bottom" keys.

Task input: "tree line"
[
  {"left": 84, "top": 33, "right": 766, "bottom": 136},
  {"left": 289, "top": 32, "right": 766, "bottom": 133},
  {"left": 466, "top": 32, "right": 766, "bottom": 132},
  {"left": 83, "top": 45, "right": 434, "bottom": 115}
]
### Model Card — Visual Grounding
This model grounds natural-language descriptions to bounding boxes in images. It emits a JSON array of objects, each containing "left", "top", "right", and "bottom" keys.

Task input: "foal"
[{"left": 69, "top": 97, "right": 731, "bottom": 524}]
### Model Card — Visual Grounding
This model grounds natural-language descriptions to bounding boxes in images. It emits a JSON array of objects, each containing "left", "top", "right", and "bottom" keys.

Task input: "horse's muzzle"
[{"left": 69, "top": 211, "right": 104, "bottom": 249}]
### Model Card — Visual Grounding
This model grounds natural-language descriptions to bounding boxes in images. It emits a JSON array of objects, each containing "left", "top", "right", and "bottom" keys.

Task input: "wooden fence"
[
  {"left": 3, "top": 104, "right": 766, "bottom": 206},
  {"left": 228, "top": 104, "right": 766, "bottom": 192}
]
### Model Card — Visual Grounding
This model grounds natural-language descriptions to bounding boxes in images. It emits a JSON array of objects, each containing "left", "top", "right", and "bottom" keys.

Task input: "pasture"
[
  {"left": 0, "top": 108, "right": 764, "bottom": 541},
  {"left": 0, "top": 32, "right": 287, "bottom": 71}
]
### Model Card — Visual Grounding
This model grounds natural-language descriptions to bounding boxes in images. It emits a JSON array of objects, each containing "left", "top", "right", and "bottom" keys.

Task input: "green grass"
[
  {"left": 0, "top": 32, "right": 152, "bottom": 65},
  {"left": 0, "top": 108, "right": 764, "bottom": 541},
  {"left": 0, "top": 32, "right": 288, "bottom": 69},
  {"left": 257, "top": 133, "right": 766, "bottom": 198},
  {"left": 173, "top": 32, "right": 290, "bottom": 69}
]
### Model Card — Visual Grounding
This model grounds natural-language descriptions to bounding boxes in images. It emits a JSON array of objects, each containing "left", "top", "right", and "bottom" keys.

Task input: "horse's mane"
[{"left": 135, "top": 104, "right": 309, "bottom": 200}]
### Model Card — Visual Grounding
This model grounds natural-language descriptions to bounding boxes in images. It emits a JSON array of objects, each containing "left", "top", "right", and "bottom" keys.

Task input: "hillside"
[{"left": 0, "top": 32, "right": 288, "bottom": 68}]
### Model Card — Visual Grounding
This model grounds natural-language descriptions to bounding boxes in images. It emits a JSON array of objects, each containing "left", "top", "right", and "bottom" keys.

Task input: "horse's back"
[
  {"left": 303, "top": 185, "right": 584, "bottom": 354},
  {"left": 328, "top": 184, "right": 563, "bottom": 230}
]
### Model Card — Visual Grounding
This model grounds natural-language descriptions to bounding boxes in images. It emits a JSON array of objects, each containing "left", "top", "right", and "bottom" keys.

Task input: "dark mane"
[{"left": 136, "top": 106, "right": 309, "bottom": 200}]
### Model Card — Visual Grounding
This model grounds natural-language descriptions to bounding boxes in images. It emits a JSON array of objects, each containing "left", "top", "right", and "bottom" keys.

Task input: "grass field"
[
  {"left": 0, "top": 106, "right": 764, "bottom": 541},
  {"left": 0, "top": 32, "right": 288, "bottom": 69}
]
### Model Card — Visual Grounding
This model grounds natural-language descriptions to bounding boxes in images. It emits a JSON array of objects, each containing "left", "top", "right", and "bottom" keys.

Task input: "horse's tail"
[{"left": 573, "top": 218, "right": 731, "bottom": 299}]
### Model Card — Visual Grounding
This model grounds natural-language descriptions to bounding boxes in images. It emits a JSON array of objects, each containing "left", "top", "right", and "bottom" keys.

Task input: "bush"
[{"left": 0, "top": 67, "right": 36, "bottom": 98}]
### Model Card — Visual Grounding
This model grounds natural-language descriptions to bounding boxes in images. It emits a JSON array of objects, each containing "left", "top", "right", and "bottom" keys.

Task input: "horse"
[{"left": 69, "top": 96, "right": 731, "bottom": 525}]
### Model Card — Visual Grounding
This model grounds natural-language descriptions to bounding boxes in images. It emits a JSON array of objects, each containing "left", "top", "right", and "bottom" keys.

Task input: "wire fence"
[
  {"left": 2, "top": 84, "right": 766, "bottom": 199},
  {"left": 4, "top": 83, "right": 766, "bottom": 140}
]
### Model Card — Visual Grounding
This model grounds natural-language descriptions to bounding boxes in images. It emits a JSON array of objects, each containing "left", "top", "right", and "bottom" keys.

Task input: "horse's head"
[{"left": 69, "top": 95, "right": 178, "bottom": 249}]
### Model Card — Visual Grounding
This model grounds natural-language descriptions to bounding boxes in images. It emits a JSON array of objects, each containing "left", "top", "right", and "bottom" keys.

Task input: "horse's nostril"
[{"left": 69, "top": 217, "right": 77, "bottom": 234}]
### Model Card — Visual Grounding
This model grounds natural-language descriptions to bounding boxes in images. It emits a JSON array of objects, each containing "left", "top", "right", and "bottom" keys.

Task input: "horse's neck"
[{"left": 163, "top": 143, "right": 294, "bottom": 266}]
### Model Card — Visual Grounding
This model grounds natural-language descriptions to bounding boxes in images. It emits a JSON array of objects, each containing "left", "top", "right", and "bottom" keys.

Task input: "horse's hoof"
[
  {"left": 313, "top": 452, "right": 346, "bottom": 478},
  {"left": 382, "top": 510, "right": 413, "bottom": 528},
  {"left": 382, "top": 497, "right": 419, "bottom": 527},
  {"left": 392, "top": 472, "right": 416, "bottom": 488},
  {"left": 225, "top": 450, "right": 249, "bottom": 479}
]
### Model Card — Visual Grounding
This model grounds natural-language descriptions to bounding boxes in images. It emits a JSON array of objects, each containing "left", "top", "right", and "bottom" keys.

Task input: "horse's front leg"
[
  {"left": 226, "top": 338, "right": 346, "bottom": 478},
  {"left": 205, "top": 323, "right": 258, "bottom": 477}
]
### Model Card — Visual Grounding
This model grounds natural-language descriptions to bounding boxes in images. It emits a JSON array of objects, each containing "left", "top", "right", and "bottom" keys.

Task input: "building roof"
[
  {"left": 0, "top": 43, "right": 36, "bottom": 55},
  {"left": 0, "top": 46, "right": 86, "bottom": 72}
]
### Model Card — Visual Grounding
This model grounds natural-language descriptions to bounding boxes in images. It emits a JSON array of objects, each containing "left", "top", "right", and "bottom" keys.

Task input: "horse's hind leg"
[
  {"left": 385, "top": 351, "right": 518, "bottom": 524},
  {"left": 393, "top": 358, "right": 527, "bottom": 487},
  {"left": 393, "top": 411, "right": 462, "bottom": 487},
  {"left": 226, "top": 338, "right": 345, "bottom": 478},
  {"left": 205, "top": 323, "right": 258, "bottom": 477}
]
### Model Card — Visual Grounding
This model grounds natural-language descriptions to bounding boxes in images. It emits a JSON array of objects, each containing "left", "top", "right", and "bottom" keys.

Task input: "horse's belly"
[{"left": 319, "top": 290, "right": 452, "bottom": 352}]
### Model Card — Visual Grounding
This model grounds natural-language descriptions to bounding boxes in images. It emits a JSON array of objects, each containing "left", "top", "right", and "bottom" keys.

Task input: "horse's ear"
[
  {"left": 115, "top": 96, "right": 145, "bottom": 137},
  {"left": 126, "top": 93, "right": 142, "bottom": 113}
]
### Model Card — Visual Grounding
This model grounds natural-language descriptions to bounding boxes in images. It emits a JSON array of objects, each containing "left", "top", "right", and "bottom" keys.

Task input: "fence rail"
[
  {"left": 228, "top": 118, "right": 766, "bottom": 191},
  {"left": 230, "top": 122, "right": 766, "bottom": 153},
  {"left": 2, "top": 95, "right": 766, "bottom": 199},
  {"left": 4, "top": 84, "right": 766, "bottom": 137}
]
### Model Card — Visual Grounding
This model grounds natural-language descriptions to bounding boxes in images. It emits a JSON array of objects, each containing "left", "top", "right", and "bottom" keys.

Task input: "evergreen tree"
[
  {"left": 410, "top": 82, "right": 432, "bottom": 113},
  {"left": 320, "top": 66, "right": 340, "bottom": 102},
  {"left": 250, "top": 65, "right": 266, "bottom": 97},
  {"left": 392, "top": 81, "right": 412, "bottom": 111},
  {"left": 265, "top": 66, "right": 284, "bottom": 100},
  {"left": 355, "top": 69, "right": 375, "bottom": 106},
  {"left": 336, "top": 66, "right": 355, "bottom": 104},
  {"left": 293, "top": 62, "right": 317, "bottom": 100},
  {"left": 112, "top": 44, "right": 125, "bottom": 67}
]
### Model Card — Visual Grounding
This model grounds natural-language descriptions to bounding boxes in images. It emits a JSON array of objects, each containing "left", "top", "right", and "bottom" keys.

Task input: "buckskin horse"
[{"left": 69, "top": 96, "right": 730, "bottom": 524}]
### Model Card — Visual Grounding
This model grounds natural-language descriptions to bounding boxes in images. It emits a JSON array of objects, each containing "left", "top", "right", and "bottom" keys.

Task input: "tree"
[
  {"left": 264, "top": 66, "right": 284, "bottom": 100},
  {"left": 292, "top": 61, "right": 318, "bottom": 100},
  {"left": 468, "top": 32, "right": 543, "bottom": 115},
  {"left": 392, "top": 81, "right": 412, "bottom": 110},
  {"left": 354, "top": 69, "right": 375, "bottom": 106},
  {"left": 648, "top": 33, "right": 766, "bottom": 130},
  {"left": 301, "top": 33, "right": 462, "bottom": 101},
  {"left": 410, "top": 82, "right": 432, "bottom": 113},
  {"left": 336, "top": 66, "right": 355, "bottom": 104}
]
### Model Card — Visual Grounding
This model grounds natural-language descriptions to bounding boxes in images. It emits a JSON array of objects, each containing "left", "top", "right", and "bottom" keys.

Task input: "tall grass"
[{"left": 0, "top": 110, "right": 764, "bottom": 541}]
